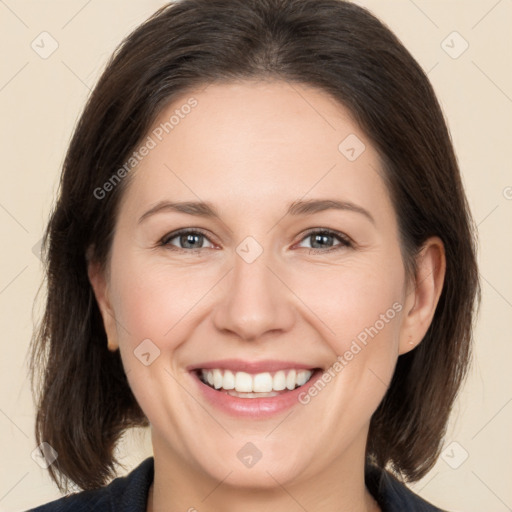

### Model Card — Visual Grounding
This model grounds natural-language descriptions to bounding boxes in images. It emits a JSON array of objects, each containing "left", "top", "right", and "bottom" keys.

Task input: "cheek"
[
  {"left": 293, "top": 260, "right": 404, "bottom": 426},
  {"left": 293, "top": 253, "right": 405, "bottom": 411},
  {"left": 114, "top": 277, "right": 167, "bottom": 344},
  {"left": 296, "top": 256, "right": 405, "bottom": 348},
  {"left": 107, "top": 250, "right": 211, "bottom": 416},
  {"left": 109, "top": 251, "right": 209, "bottom": 349},
  {"left": 112, "top": 253, "right": 188, "bottom": 343}
]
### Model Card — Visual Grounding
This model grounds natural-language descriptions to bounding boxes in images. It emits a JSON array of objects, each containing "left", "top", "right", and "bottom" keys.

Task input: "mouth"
[{"left": 193, "top": 367, "right": 323, "bottom": 398}]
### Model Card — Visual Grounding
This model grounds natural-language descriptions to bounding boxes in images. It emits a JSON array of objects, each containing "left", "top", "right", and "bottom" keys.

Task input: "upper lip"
[{"left": 187, "top": 359, "right": 321, "bottom": 374}]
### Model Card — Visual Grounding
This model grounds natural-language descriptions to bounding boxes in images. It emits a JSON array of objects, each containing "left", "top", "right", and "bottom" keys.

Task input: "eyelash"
[{"left": 158, "top": 228, "right": 353, "bottom": 254}]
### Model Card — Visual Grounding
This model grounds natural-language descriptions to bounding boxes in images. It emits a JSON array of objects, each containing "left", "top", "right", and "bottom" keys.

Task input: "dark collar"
[
  {"left": 365, "top": 462, "right": 446, "bottom": 511},
  {"left": 108, "top": 457, "right": 154, "bottom": 511}
]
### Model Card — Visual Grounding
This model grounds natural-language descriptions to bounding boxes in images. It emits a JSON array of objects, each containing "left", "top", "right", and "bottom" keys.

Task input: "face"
[{"left": 89, "top": 80, "right": 441, "bottom": 489}]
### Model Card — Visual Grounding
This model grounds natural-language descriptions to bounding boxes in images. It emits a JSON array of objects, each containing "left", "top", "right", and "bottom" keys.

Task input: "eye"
[
  {"left": 159, "top": 228, "right": 352, "bottom": 254},
  {"left": 295, "top": 229, "right": 352, "bottom": 253},
  {"left": 160, "top": 229, "right": 215, "bottom": 252}
]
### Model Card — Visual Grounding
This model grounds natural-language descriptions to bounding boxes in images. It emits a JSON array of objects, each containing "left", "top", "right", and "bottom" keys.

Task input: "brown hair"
[{"left": 30, "top": 0, "right": 480, "bottom": 492}]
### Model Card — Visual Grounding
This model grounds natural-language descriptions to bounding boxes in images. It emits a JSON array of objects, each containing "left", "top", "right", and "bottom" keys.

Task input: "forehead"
[{"left": 119, "top": 80, "right": 392, "bottom": 222}]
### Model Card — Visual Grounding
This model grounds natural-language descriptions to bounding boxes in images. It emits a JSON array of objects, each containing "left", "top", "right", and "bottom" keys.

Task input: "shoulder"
[
  {"left": 26, "top": 457, "right": 154, "bottom": 512},
  {"left": 365, "top": 463, "right": 450, "bottom": 512}
]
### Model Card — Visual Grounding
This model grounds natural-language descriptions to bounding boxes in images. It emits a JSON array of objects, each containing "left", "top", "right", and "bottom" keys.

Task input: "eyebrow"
[{"left": 138, "top": 198, "right": 375, "bottom": 225}]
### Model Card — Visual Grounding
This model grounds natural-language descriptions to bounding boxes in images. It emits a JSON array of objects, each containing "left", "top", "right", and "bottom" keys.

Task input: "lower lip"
[{"left": 190, "top": 369, "right": 324, "bottom": 418}]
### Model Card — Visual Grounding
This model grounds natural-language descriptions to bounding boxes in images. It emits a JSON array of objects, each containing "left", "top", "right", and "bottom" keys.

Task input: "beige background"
[{"left": 1, "top": 0, "right": 511, "bottom": 511}]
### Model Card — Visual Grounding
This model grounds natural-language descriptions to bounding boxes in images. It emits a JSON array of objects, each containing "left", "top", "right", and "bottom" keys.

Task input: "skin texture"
[{"left": 88, "top": 80, "right": 445, "bottom": 512}]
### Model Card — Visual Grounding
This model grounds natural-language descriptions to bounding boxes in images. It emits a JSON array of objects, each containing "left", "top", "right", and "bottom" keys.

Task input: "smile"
[
  {"left": 188, "top": 359, "right": 324, "bottom": 416},
  {"left": 197, "top": 368, "right": 316, "bottom": 397}
]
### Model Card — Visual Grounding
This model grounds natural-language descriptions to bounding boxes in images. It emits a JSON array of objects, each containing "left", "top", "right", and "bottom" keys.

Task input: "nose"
[{"left": 212, "top": 248, "right": 295, "bottom": 342}]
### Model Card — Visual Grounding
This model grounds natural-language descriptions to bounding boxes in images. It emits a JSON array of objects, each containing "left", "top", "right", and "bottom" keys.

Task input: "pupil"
[
  {"left": 312, "top": 233, "right": 332, "bottom": 249},
  {"left": 182, "top": 233, "right": 201, "bottom": 249}
]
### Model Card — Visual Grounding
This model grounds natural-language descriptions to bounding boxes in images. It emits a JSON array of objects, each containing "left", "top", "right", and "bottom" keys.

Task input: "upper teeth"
[{"left": 200, "top": 369, "right": 313, "bottom": 392}]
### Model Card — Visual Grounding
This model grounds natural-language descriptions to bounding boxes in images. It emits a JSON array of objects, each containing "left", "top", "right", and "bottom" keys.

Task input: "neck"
[{"left": 147, "top": 427, "right": 381, "bottom": 512}]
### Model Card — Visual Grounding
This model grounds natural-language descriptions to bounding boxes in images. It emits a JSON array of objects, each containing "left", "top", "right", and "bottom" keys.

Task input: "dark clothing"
[{"left": 28, "top": 456, "right": 447, "bottom": 511}]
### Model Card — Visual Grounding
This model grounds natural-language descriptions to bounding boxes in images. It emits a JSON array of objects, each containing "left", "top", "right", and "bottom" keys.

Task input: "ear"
[
  {"left": 398, "top": 236, "right": 446, "bottom": 355},
  {"left": 87, "top": 248, "right": 119, "bottom": 351}
]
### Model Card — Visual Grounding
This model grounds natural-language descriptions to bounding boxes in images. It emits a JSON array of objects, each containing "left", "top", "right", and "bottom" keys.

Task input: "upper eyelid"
[
  {"left": 308, "top": 230, "right": 351, "bottom": 241},
  {"left": 297, "top": 229, "right": 352, "bottom": 248},
  {"left": 161, "top": 228, "right": 213, "bottom": 245}
]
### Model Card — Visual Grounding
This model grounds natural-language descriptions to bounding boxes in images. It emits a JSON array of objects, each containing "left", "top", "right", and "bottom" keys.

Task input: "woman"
[{"left": 28, "top": 0, "right": 480, "bottom": 511}]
